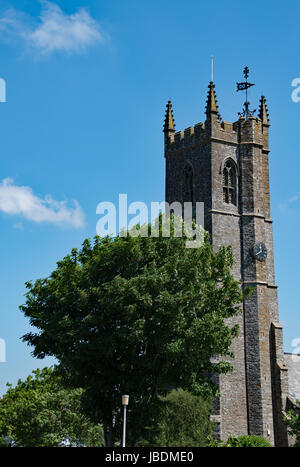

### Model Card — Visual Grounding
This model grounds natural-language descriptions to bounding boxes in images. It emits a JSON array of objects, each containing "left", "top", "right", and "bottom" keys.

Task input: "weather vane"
[{"left": 237, "top": 66, "right": 256, "bottom": 119}]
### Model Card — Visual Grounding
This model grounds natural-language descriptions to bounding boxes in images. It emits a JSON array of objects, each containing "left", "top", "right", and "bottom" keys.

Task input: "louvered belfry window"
[{"left": 223, "top": 159, "right": 237, "bottom": 205}]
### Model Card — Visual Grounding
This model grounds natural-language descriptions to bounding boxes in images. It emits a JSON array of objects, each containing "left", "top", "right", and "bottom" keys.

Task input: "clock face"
[{"left": 252, "top": 242, "right": 268, "bottom": 262}]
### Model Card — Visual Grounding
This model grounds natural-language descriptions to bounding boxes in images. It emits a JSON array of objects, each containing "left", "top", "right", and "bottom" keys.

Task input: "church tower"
[{"left": 164, "top": 80, "right": 289, "bottom": 446}]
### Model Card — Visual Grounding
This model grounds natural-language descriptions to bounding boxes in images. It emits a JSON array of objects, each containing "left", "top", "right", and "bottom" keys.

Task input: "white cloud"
[
  {"left": 279, "top": 192, "right": 300, "bottom": 210},
  {"left": 0, "top": 178, "right": 85, "bottom": 228},
  {"left": 13, "top": 222, "right": 24, "bottom": 230},
  {"left": 288, "top": 193, "right": 300, "bottom": 204},
  {"left": 0, "top": 1, "right": 105, "bottom": 56}
]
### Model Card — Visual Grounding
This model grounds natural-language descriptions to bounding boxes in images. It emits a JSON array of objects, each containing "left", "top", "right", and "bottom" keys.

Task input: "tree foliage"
[
  {"left": 20, "top": 221, "right": 246, "bottom": 446},
  {"left": 140, "top": 389, "right": 213, "bottom": 447},
  {"left": 284, "top": 400, "right": 300, "bottom": 446},
  {"left": 0, "top": 367, "right": 104, "bottom": 447},
  {"left": 210, "top": 435, "right": 272, "bottom": 447}
]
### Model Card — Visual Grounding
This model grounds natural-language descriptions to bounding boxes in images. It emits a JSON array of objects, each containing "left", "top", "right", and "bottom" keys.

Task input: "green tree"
[
  {"left": 0, "top": 367, "right": 104, "bottom": 447},
  {"left": 284, "top": 400, "right": 300, "bottom": 446},
  {"left": 0, "top": 436, "right": 10, "bottom": 447},
  {"left": 140, "top": 389, "right": 213, "bottom": 447},
  {"left": 20, "top": 220, "right": 247, "bottom": 446}
]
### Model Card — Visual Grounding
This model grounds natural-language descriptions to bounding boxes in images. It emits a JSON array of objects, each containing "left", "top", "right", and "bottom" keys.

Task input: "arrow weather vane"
[{"left": 237, "top": 66, "right": 256, "bottom": 119}]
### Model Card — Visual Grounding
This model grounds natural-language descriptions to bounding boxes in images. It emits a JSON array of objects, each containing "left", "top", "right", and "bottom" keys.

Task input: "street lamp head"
[{"left": 122, "top": 395, "right": 129, "bottom": 406}]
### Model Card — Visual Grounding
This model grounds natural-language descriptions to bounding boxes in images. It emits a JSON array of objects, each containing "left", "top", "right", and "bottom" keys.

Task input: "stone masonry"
[{"left": 163, "top": 82, "right": 289, "bottom": 446}]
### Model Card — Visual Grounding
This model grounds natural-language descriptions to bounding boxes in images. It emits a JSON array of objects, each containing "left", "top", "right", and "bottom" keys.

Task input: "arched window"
[
  {"left": 223, "top": 159, "right": 237, "bottom": 205},
  {"left": 182, "top": 164, "right": 194, "bottom": 203}
]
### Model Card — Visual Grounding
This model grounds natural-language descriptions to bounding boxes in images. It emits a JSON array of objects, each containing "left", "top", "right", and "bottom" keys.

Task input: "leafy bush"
[
  {"left": 0, "top": 436, "right": 11, "bottom": 447},
  {"left": 0, "top": 367, "right": 104, "bottom": 447},
  {"left": 140, "top": 389, "right": 214, "bottom": 447},
  {"left": 284, "top": 399, "right": 300, "bottom": 446},
  {"left": 210, "top": 434, "right": 272, "bottom": 447}
]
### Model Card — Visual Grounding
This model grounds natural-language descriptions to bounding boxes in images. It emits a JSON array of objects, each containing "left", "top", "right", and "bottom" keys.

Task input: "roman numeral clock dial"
[{"left": 252, "top": 242, "right": 268, "bottom": 262}]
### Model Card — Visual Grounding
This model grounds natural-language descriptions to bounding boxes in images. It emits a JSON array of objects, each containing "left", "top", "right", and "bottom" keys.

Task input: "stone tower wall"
[{"left": 164, "top": 85, "right": 288, "bottom": 445}]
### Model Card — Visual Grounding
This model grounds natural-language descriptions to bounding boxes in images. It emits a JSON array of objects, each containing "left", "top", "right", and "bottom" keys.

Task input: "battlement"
[
  {"left": 164, "top": 83, "right": 270, "bottom": 153},
  {"left": 166, "top": 118, "right": 239, "bottom": 151},
  {"left": 168, "top": 121, "right": 206, "bottom": 149},
  {"left": 238, "top": 116, "right": 269, "bottom": 148},
  {"left": 165, "top": 115, "right": 269, "bottom": 153},
  {"left": 221, "top": 121, "right": 233, "bottom": 132}
]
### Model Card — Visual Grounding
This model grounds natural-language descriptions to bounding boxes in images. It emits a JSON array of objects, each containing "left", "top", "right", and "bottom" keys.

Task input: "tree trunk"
[{"left": 104, "top": 426, "right": 114, "bottom": 447}]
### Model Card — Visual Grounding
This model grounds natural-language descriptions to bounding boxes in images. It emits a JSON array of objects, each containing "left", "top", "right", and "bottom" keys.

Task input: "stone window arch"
[
  {"left": 182, "top": 163, "right": 194, "bottom": 204},
  {"left": 223, "top": 158, "right": 237, "bottom": 205}
]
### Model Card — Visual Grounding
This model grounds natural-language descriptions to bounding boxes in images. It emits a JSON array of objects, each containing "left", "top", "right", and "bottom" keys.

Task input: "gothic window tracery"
[{"left": 223, "top": 159, "right": 237, "bottom": 205}]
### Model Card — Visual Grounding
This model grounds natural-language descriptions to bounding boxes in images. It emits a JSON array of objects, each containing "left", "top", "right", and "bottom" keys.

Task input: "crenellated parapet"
[
  {"left": 167, "top": 122, "right": 205, "bottom": 150},
  {"left": 164, "top": 83, "right": 270, "bottom": 155},
  {"left": 237, "top": 114, "right": 270, "bottom": 151},
  {"left": 165, "top": 118, "right": 238, "bottom": 154}
]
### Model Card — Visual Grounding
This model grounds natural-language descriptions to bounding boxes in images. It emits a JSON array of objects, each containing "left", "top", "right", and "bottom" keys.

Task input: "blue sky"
[{"left": 0, "top": 0, "right": 300, "bottom": 394}]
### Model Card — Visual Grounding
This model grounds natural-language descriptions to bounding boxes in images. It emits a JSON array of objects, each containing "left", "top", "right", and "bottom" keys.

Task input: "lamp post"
[{"left": 122, "top": 395, "right": 129, "bottom": 447}]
